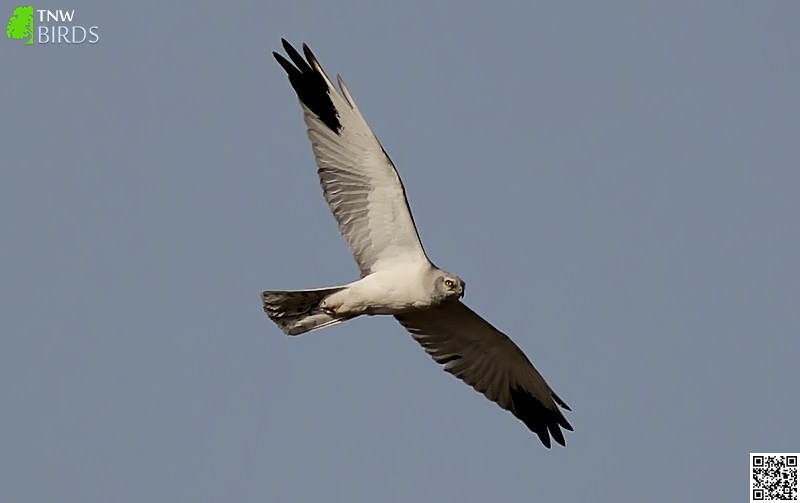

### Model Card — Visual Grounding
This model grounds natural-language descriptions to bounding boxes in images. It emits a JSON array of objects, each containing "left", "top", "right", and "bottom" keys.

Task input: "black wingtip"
[
  {"left": 552, "top": 391, "right": 571, "bottom": 411},
  {"left": 510, "top": 385, "right": 571, "bottom": 448},
  {"left": 302, "top": 43, "right": 318, "bottom": 67},
  {"left": 273, "top": 51, "right": 296, "bottom": 76},
  {"left": 538, "top": 430, "right": 553, "bottom": 448},
  {"left": 549, "top": 423, "right": 566, "bottom": 447},
  {"left": 274, "top": 39, "right": 342, "bottom": 133},
  {"left": 282, "top": 39, "right": 307, "bottom": 70}
]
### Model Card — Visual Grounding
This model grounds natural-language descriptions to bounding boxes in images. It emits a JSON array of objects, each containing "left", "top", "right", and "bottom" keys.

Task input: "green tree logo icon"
[{"left": 7, "top": 5, "right": 34, "bottom": 45}]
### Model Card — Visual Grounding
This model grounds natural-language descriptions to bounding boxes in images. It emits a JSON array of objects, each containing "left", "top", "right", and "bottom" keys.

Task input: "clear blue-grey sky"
[{"left": 1, "top": 1, "right": 798, "bottom": 502}]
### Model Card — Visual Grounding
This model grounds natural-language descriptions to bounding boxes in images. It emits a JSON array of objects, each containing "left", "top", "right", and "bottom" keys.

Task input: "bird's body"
[
  {"left": 324, "top": 262, "right": 448, "bottom": 316},
  {"left": 264, "top": 261, "right": 462, "bottom": 334},
  {"left": 263, "top": 40, "right": 573, "bottom": 448}
]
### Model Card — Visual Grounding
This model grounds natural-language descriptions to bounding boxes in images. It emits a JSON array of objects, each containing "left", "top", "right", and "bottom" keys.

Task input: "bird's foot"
[{"left": 320, "top": 299, "right": 341, "bottom": 315}]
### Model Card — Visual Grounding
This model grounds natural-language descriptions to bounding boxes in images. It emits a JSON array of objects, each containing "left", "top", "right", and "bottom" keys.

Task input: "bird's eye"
[{"left": 444, "top": 279, "right": 454, "bottom": 288}]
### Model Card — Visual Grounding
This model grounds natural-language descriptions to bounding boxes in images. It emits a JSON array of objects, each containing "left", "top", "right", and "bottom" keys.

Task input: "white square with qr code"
[{"left": 751, "top": 453, "right": 799, "bottom": 502}]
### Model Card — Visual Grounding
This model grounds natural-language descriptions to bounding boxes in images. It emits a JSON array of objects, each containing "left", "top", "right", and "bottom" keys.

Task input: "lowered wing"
[{"left": 395, "top": 302, "right": 573, "bottom": 447}]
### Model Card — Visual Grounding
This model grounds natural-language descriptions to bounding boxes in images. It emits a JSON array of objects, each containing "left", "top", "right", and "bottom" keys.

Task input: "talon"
[{"left": 320, "top": 300, "right": 337, "bottom": 315}]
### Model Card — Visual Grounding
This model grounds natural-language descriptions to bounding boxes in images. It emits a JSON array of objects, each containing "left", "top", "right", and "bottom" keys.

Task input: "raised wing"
[
  {"left": 395, "top": 302, "right": 573, "bottom": 447},
  {"left": 274, "top": 40, "right": 429, "bottom": 276}
]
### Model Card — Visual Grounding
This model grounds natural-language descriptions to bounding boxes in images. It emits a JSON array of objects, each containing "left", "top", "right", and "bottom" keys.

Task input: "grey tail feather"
[{"left": 261, "top": 286, "right": 348, "bottom": 336}]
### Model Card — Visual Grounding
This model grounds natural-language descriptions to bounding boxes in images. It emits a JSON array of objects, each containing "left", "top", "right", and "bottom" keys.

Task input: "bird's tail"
[{"left": 261, "top": 286, "right": 347, "bottom": 336}]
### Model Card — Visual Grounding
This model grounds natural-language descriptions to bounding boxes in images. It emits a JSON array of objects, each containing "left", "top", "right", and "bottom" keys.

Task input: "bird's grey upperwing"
[
  {"left": 395, "top": 302, "right": 573, "bottom": 448},
  {"left": 274, "top": 40, "right": 429, "bottom": 276}
]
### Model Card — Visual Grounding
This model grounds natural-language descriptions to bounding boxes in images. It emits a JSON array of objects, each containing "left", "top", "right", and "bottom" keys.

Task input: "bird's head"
[{"left": 436, "top": 272, "right": 465, "bottom": 301}]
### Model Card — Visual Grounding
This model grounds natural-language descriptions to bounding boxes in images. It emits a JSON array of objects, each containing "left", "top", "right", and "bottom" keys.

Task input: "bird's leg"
[{"left": 320, "top": 297, "right": 342, "bottom": 315}]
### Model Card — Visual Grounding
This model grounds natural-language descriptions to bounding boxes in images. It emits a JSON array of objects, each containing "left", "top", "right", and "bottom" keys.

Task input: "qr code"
[{"left": 751, "top": 453, "right": 798, "bottom": 501}]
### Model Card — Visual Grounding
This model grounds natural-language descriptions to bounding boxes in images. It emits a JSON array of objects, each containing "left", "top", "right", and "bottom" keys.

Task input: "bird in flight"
[{"left": 263, "top": 39, "right": 573, "bottom": 447}]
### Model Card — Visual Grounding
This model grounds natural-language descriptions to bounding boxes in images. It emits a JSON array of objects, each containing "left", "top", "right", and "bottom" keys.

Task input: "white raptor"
[{"left": 263, "top": 40, "right": 573, "bottom": 447}]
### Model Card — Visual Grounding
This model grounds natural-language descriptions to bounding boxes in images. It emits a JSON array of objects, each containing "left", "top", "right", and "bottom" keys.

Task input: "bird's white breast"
[{"left": 328, "top": 261, "right": 435, "bottom": 316}]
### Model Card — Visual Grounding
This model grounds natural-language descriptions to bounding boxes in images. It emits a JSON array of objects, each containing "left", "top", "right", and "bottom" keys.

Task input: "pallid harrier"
[{"left": 263, "top": 40, "right": 573, "bottom": 447}]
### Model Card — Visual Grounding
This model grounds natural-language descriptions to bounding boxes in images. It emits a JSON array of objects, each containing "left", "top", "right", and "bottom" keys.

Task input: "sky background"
[{"left": 1, "top": 1, "right": 798, "bottom": 502}]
